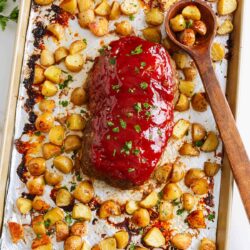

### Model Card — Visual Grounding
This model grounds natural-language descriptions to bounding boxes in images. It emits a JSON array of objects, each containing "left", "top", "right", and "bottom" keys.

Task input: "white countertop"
[{"left": 0, "top": 1, "right": 249, "bottom": 249}]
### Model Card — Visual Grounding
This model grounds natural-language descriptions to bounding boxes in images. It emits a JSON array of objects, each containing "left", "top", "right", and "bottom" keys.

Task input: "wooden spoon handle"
[{"left": 195, "top": 55, "right": 250, "bottom": 220}]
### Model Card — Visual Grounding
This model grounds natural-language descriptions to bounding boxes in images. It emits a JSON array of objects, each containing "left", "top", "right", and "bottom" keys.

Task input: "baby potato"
[
  {"left": 217, "top": 19, "right": 233, "bottom": 35},
  {"left": 139, "top": 191, "right": 158, "bottom": 209},
  {"left": 65, "top": 54, "right": 85, "bottom": 72},
  {"left": 44, "top": 207, "right": 64, "bottom": 226},
  {"left": 154, "top": 163, "right": 172, "bottom": 183},
  {"left": 184, "top": 168, "right": 205, "bottom": 187},
  {"left": 109, "top": 2, "right": 121, "bottom": 20},
  {"left": 162, "top": 37, "right": 179, "bottom": 53},
  {"left": 64, "top": 135, "right": 82, "bottom": 152},
  {"left": 72, "top": 203, "right": 92, "bottom": 221},
  {"left": 40, "top": 49, "right": 55, "bottom": 67},
  {"left": 32, "top": 215, "right": 46, "bottom": 236},
  {"left": 191, "top": 92, "right": 208, "bottom": 112},
  {"left": 27, "top": 176, "right": 45, "bottom": 195},
  {"left": 73, "top": 181, "right": 94, "bottom": 203},
  {"left": 71, "top": 87, "right": 87, "bottom": 105},
  {"left": 77, "top": 0, "right": 94, "bottom": 12},
  {"left": 187, "top": 210, "right": 206, "bottom": 229},
  {"left": 39, "top": 99, "right": 55, "bottom": 113},
  {"left": 94, "top": 0, "right": 111, "bottom": 16},
  {"left": 34, "top": 0, "right": 54, "bottom": 5},
  {"left": 171, "top": 233, "right": 192, "bottom": 250},
  {"left": 142, "top": 27, "right": 162, "bottom": 43},
  {"left": 16, "top": 197, "right": 32, "bottom": 214},
  {"left": 172, "top": 53, "right": 188, "bottom": 69},
  {"left": 182, "top": 5, "right": 201, "bottom": 20},
  {"left": 60, "top": 0, "right": 77, "bottom": 14},
  {"left": 114, "top": 230, "right": 129, "bottom": 249},
  {"left": 179, "top": 143, "right": 200, "bottom": 156},
  {"left": 170, "top": 162, "right": 185, "bottom": 183},
  {"left": 179, "top": 80, "right": 195, "bottom": 97},
  {"left": 35, "top": 112, "right": 54, "bottom": 132},
  {"left": 170, "top": 14, "right": 186, "bottom": 32},
  {"left": 78, "top": 10, "right": 95, "bottom": 28},
  {"left": 42, "top": 143, "right": 61, "bottom": 160},
  {"left": 42, "top": 80, "right": 58, "bottom": 97},
  {"left": 179, "top": 28, "right": 196, "bottom": 46},
  {"left": 145, "top": 8, "right": 164, "bottom": 26},
  {"left": 44, "top": 65, "right": 62, "bottom": 83},
  {"left": 44, "top": 170, "right": 63, "bottom": 185},
  {"left": 159, "top": 201, "right": 173, "bottom": 221},
  {"left": 70, "top": 222, "right": 86, "bottom": 237},
  {"left": 204, "top": 161, "right": 220, "bottom": 177},
  {"left": 89, "top": 17, "right": 109, "bottom": 37},
  {"left": 31, "top": 235, "right": 52, "bottom": 250},
  {"left": 183, "top": 67, "right": 197, "bottom": 81},
  {"left": 192, "top": 123, "right": 207, "bottom": 142},
  {"left": 69, "top": 40, "right": 87, "bottom": 55},
  {"left": 81, "top": 241, "right": 90, "bottom": 250},
  {"left": 211, "top": 42, "right": 225, "bottom": 61},
  {"left": 218, "top": 0, "right": 237, "bottom": 15},
  {"left": 49, "top": 125, "right": 65, "bottom": 146},
  {"left": 53, "top": 155, "right": 73, "bottom": 174},
  {"left": 47, "top": 23, "right": 64, "bottom": 40},
  {"left": 163, "top": 183, "right": 182, "bottom": 201},
  {"left": 32, "top": 196, "right": 50, "bottom": 212},
  {"left": 201, "top": 132, "right": 219, "bottom": 152},
  {"left": 121, "top": 0, "right": 139, "bottom": 15},
  {"left": 67, "top": 114, "right": 86, "bottom": 130},
  {"left": 172, "top": 119, "right": 190, "bottom": 139},
  {"left": 125, "top": 200, "right": 139, "bottom": 214},
  {"left": 64, "top": 235, "right": 82, "bottom": 250},
  {"left": 192, "top": 20, "right": 207, "bottom": 35},
  {"left": 34, "top": 64, "right": 45, "bottom": 84},
  {"left": 27, "top": 157, "right": 46, "bottom": 176},
  {"left": 175, "top": 94, "right": 190, "bottom": 112},
  {"left": 56, "top": 188, "right": 72, "bottom": 207},
  {"left": 190, "top": 178, "right": 209, "bottom": 195},
  {"left": 143, "top": 227, "right": 165, "bottom": 247},
  {"left": 99, "top": 200, "right": 121, "bottom": 219},
  {"left": 115, "top": 20, "right": 132, "bottom": 36},
  {"left": 182, "top": 193, "right": 195, "bottom": 211},
  {"left": 199, "top": 238, "right": 216, "bottom": 250},
  {"left": 54, "top": 47, "right": 69, "bottom": 63},
  {"left": 55, "top": 221, "right": 69, "bottom": 242},
  {"left": 132, "top": 208, "right": 150, "bottom": 227},
  {"left": 99, "top": 238, "right": 117, "bottom": 250}
]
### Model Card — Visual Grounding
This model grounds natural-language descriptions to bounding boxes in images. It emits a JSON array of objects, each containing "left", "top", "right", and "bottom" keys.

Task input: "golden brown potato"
[
  {"left": 89, "top": 17, "right": 109, "bottom": 37},
  {"left": 115, "top": 20, "right": 132, "bottom": 36},
  {"left": 179, "top": 28, "right": 196, "bottom": 46},
  {"left": 191, "top": 92, "right": 208, "bottom": 112},
  {"left": 53, "top": 155, "right": 73, "bottom": 174},
  {"left": 163, "top": 183, "right": 182, "bottom": 201},
  {"left": 94, "top": 0, "right": 111, "bottom": 16},
  {"left": 67, "top": 114, "right": 86, "bottom": 130},
  {"left": 44, "top": 65, "right": 62, "bottom": 83},
  {"left": 44, "top": 170, "right": 63, "bottom": 185},
  {"left": 34, "top": 0, "right": 54, "bottom": 5},
  {"left": 204, "top": 161, "right": 220, "bottom": 177},
  {"left": 56, "top": 188, "right": 72, "bottom": 207},
  {"left": 217, "top": 19, "right": 233, "bottom": 35},
  {"left": 154, "top": 163, "right": 172, "bottom": 183},
  {"left": 190, "top": 178, "right": 209, "bottom": 195},
  {"left": 170, "top": 14, "right": 186, "bottom": 32},
  {"left": 71, "top": 87, "right": 87, "bottom": 105},
  {"left": 192, "top": 123, "right": 207, "bottom": 142},
  {"left": 159, "top": 201, "right": 173, "bottom": 221},
  {"left": 99, "top": 238, "right": 117, "bottom": 250},
  {"left": 99, "top": 200, "right": 121, "bottom": 219},
  {"left": 39, "top": 99, "right": 55, "bottom": 113},
  {"left": 170, "top": 162, "right": 185, "bottom": 182},
  {"left": 65, "top": 54, "right": 85, "bottom": 72},
  {"left": 70, "top": 222, "right": 86, "bottom": 236},
  {"left": 64, "top": 235, "right": 83, "bottom": 250},
  {"left": 109, "top": 2, "right": 121, "bottom": 20},
  {"left": 182, "top": 5, "right": 201, "bottom": 20},
  {"left": 171, "top": 233, "right": 192, "bottom": 250},
  {"left": 182, "top": 193, "right": 195, "bottom": 211},
  {"left": 16, "top": 197, "right": 32, "bottom": 214},
  {"left": 201, "top": 132, "right": 219, "bottom": 152},
  {"left": 32, "top": 215, "right": 46, "bottom": 236},
  {"left": 42, "top": 80, "right": 58, "bottom": 97},
  {"left": 78, "top": 10, "right": 95, "bottom": 28},
  {"left": 125, "top": 200, "right": 139, "bottom": 214},
  {"left": 114, "top": 230, "right": 129, "bottom": 249},
  {"left": 31, "top": 235, "right": 52, "bottom": 250},
  {"left": 179, "top": 143, "right": 200, "bottom": 156},
  {"left": 72, "top": 203, "right": 92, "bottom": 221},
  {"left": 217, "top": 0, "right": 237, "bottom": 15},
  {"left": 172, "top": 119, "right": 190, "bottom": 139},
  {"left": 142, "top": 27, "right": 162, "bottom": 43},
  {"left": 8, "top": 222, "right": 24, "bottom": 243},
  {"left": 186, "top": 210, "right": 206, "bottom": 229},
  {"left": 132, "top": 208, "right": 150, "bottom": 227},
  {"left": 60, "top": 0, "right": 77, "bottom": 14},
  {"left": 69, "top": 40, "right": 87, "bottom": 55},
  {"left": 192, "top": 20, "right": 207, "bottom": 35},
  {"left": 184, "top": 168, "right": 205, "bottom": 187},
  {"left": 179, "top": 80, "right": 195, "bottom": 97},
  {"left": 40, "top": 49, "right": 55, "bottom": 67},
  {"left": 64, "top": 135, "right": 82, "bottom": 152},
  {"left": 139, "top": 191, "right": 158, "bottom": 208},
  {"left": 56, "top": 221, "right": 69, "bottom": 242},
  {"left": 54, "top": 47, "right": 69, "bottom": 63},
  {"left": 199, "top": 238, "right": 216, "bottom": 250},
  {"left": 27, "top": 157, "right": 46, "bottom": 176},
  {"left": 34, "top": 65, "right": 45, "bottom": 84},
  {"left": 183, "top": 67, "right": 197, "bottom": 81},
  {"left": 42, "top": 143, "right": 61, "bottom": 160},
  {"left": 44, "top": 207, "right": 64, "bottom": 226},
  {"left": 121, "top": 0, "right": 139, "bottom": 15},
  {"left": 77, "top": 0, "right": 94, "bottom": 12},
  {"left": 26, "top": 176, "right": 45, "bottom": 195},
  {"left": 175, "top": 94, "right": 190, "bottom": 112},
  {"left": 35, "top": 112, "right": 54, "bottom": 132},
  {"left": 162, "top": 37, "right": 179, "bottom": 53},
  {"left": 32, "top": 196, "right": 50, "bottom": 212},
  {"left": 211, "top": 43, "right": 225, "bottom": 61},
  {"left": 47, "top": 23, "right": 64, "bottom": 40},
  {"left": 145, "top": 8, "right": 164, "bottom": 26},
  {"left": 49, "top": 125, "right": 65, "bottom": 146},
  {"left": 143, "top": 227, "right": 165, "bottom": 247},
  {"left": 73, "top": 181, "right": 94, "bottom": 203},
  {"left": 172, "top": 53, "right": 188, "bottom": 69}
]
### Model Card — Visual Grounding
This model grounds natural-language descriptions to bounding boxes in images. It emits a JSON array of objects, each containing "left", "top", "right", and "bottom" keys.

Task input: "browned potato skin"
[
  {"left": 179, "top": 28, "right": 196, "bottom": 46},
  {"left": 42, "top": 143, "right": 61, "bottom": 160},
  {"left": 34, "top": 0, "right": 54, "bottom": 6},
  {"left": 78, "top": 10, "right": 95, "bottom": 28},
  {"left": 34, "top": 65, "right": 45, "bottom": 84},
  {"left": 70, "top": 222, "right": 86, "bottom": 236},
  {"left": 32, "top": 196, "right": 50, "bottom": 212},
  {"left": 27, "top": 176, "right": 45, "bottom": 195},
  {"left": 89, "top": 17, "right": 109, "bottom": 37},
  {"left": 171, "top": 233, "right": 192, "bottom": 249},
  {"left": 115, "top": 20, "right": 132, "bottom": 36},
  {"left": 182, "top": 193, "right": 195, "bottom": 211},
  {"left": 142, "top": 27, "right": 162, "bottom": 43},
  {"left": 199, "top": 238, "right": 216, "bottom": 250},
  {"left": 35, "top": 112, "right": 54, "bottom": 132},
  {"left": 175, "top": 94, "right": 190, "bottom": 112},
  {"left": 184, "top": 168, "right": 205, "bottom": 187},
  {"left": 192, "top": 123, "right": 207, "bottom": 142},
  {"left": 162, "top": 183, "right": 182, "bottom": 201},
  {"left": 71, "top": 87, "right": 87, "bottom": 105},
  {"left": 201, "top": 132, "right": 219, "bottom": 152},
  {"left": 114, "top": 230, "right": 129, "bottom": 249},
  {"left": 56, "top": 221, "right": 69, "bottom": 242},
  {"left": 99, "top": 200, "right": 121, "bottom": 219},
  {"left": 179, "top": 143, "right": 200, "bottom": 156},
  {"left": 109, "top": 2, "right": 121, "bottom": 20},
  {"left": 44, "top": 170, "right": 63, "bottom": 185},
  {"left": 73, "top": 181, "right": 94, "bottom": 203},
  {"left": 192, "top": 20, "right": 207, "bottom": 35},
  {"left": 64, "top": 235, "right": 83, "bottom": 250},
  {"left": 27, "top": 157, "right": 46, "bottom": 176},
  {"left": 32, "top": 215, "right": 46, "bottom": 235},
  {"left": 132, "top": 208, "right": 150, "bottom": 227},
  {"left": 183, "top": 67, "right": 197, "bottom": 81},
  {"left": 190, "top": 178, "right": 209, "bottom": 195},
  {"left": 31, "top": 235, "right": 51, "bottom": 249},
  {"left": 64, "top": 135, "right": 82, "bottom": 152},
  {"left": 170, "top": 162, "right": 185, "bottom": 183},
  {"left": 54, "top": 47, "right": 69, "bottom": 63},
  {"left": 191, "top": 92, "right": 208, "bottom": 112},
  {"left": 39, "top": 99, "right": 55, "bottom": 113},
  {"left": 154, "top": 163, "right": 172, "bottom": 183},
  {"left": 204, "top": 161, "right": 220, "bottom": 177},
  {"left": 187, "top": 210, "right": 206, "bottom": 229}
]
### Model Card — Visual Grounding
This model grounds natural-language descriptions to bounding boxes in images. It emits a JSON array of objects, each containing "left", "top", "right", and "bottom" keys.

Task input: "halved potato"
[
  {"left": 175, "top": 94, "right": 190, "bottom": 112},
  {"left": 32, "top": 215, "right": 46, "bottom": 236},
  {"left": 186, "top": 210, "right": 206, "bottom": 229},
  {"left": 193, "top": 20, "right": 207, "bottom": 35},
  {"left": 163, "top": 183, "right": 182, "bottom": 201},
  {"left": 67, "top": 114, "right": 86, "bottom": 130},
  {"left": 182, "top": 5, "right": 201, "bottom": 20},
  {"left": 49, "top": 125, "right": 65, "bottom": 146},
  {"left": 182, "top": 193, "right": 195, "bottom": 211},
  {"left": 139, "top": 191, "right": 158, "bottom": 208},
  {"left": 32, "top": 196, "right": 50, "bottom": 212},
  {"left": 77, "top": 0, "right": 94, "bottom": 12},
  {"left": 145, "top": 8, "right": 164, "bottom": 26},
  {"left": 42, "top": 143, "right": 61, "bottom": 160},
  {"left": 35, "top": 112, "right": 54, "bottom": 132},
  {"left": 192, "top": 123, "right": 207, "bottom": 142},
  {"left": 115, "top": 20, "right": 132, "bottom": 36},
  {"left": 173, "top": 119, "right": 190, "bottom": 139},
  {"left": 78, "top": 10, "right": 95, "bottom": 28},
  {"left": 47, "top": 23, "right": 64, "bottom": 40},
  {"left": 56, "top": 188, "right": 72, "bottom": 207},
  {"left": 16, "top": 197, "right": 32, "bottom": 214},
  {"left": 154, "top": 163, "right": 172, "bottom": 183},
  {"left": 89, "top": 17, "right": 109, "bottom": 37},
  {"left": 94, "top": 0, "right": 111, "bottom": 16},
  {"left": 26, "top": 176, "right": 45, "bottom": 195},
  {"left": 31, "top": 235, "right": 52, "bottom": 250},
  {"left": 109, "top": 2, "right": 121, "bottom": 20},
  {"left": 99, "top": 238, "right": 117, "bottom": 250},
  {"left": 27, "top": 157, "right": 46, "bottom": 176},
  {"left": 60, "top": 0, "right": 77, "bottom": 14},
  {"left": 171, "top": 233, "right": 192, "bottom": 250},
  {"left": 199, "top": 238, "right": 216, "bottom": 250},
  {"left": 99, "top": 200, "right": 121, "bottom": 219},
  {"left": 42, "top": 80, "right": 58, "bottom": 97},
  {"left": 142, "top": 27, "right": 162, "bottom": 43},
  {"left": 159, "top": 201, "right": 173, "bottom": 221},
  {"left": 190, "top": 178, "right": 209, "bottom": 195},
  {"left": 39, "top": 99, "right": 55, "bottom": 112},
  {"left": 143, "top": 227, "right": 165, "bottom": 247},
  {"left": 55, "top": 221, "right": 69, "bottom": 242},
  {"left": 69, "top": 40, "right": 87, "bottom": 55},
  {"left": 132, "top": 208, "right": 150, "bottom": 227},
  {"left": 179, "top": 28, "right": 196, "bottom": 46},
  {"left": 179, "top": 80, "right": 195, "bottom": 97},
  {"left": 191, "top": 92, "right": 208, "bottom": 112},
  {"left": 70, "top": 222, "right": 86, "bottom": 237},
  {"left": 217, "top": 19, "right": 233, "bottom": 35},
  {"left": 64, "top": 135, "right": 82, "bottom": 152},
  {"left": 217, "top": 0, "right": 237, "bottom": 15},
  {"left": 54, "top": 47, "right": 69, "bottom": 63},
  {"left": 44, "top": 170, "right": 63, "bottom": 185},
  {"left": 172, "top": 53, "right": 188, "bottom": 69},
  {"left": 211, "top": 42, "right": 225, "bottom": 61},
  {"left": 71, "top": 87, "right": 87, "bottom": 105},
  {"left": 34, "top": 0, "right": 54, "bottom": 6},
  {"left": 201, "top": 132, "right": 219, "bottom": 152},
  {"left": 204, "top": 161, "right": 220, "bottom": 177},
  {"left": 44, "top": 65, "right": 62, "bottom": 83},
  {"left": 170, "top": 162, "right": 185, "bottom": 183},
  {"left": 64, "top": 235, "right": 83, "bottom": 250},
  {"left": 170, "top": 14, "right": 186, "bottom": 32},
  {"left": 65, "top": 54, "right": 85, "bottom": 72},
  {"left": 125, "top": 200, "right": 139, "bottom": 214},
  {"left": 184, "top": 168, "right": 205, "bottom": 187},
  {"left": 73, "top": 181, "right": 94, "bottom": 203},
  {"left": 34, "top": 64, "right": 45, "bottom": 84},
  {"left": 53, "top": 155, "right": 73, "bottom": 174},
  {"left": 120, "top": 0, "right": 139, "bottom": 15},
  {"left": 40, "top": 49, "right": 55, "bottom": 67},
  {"left": 183, "top": 67, "right": 197, "bottom": 81},
  {"left": 44, "top": 207, "right": 64, "bottom": 226},
  {"left": 114, "top": 231, "right": 129, "bottom": 249},
  {"left": 72, "top": 203, "right": 92, "bottom": 220},
  {"left": 179, "top": 143, "right": 200, "bottom": 156}
]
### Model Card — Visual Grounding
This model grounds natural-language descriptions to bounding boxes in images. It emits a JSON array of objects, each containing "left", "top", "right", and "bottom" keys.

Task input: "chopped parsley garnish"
[
  {"left": 134, "top": 124, "right": 141, "bottom": 133},
  {"left": 34, "top": 131, "right": 41, "bottom": 136},
  {"left": 59, "top": 75, "right": 73, "bottom": 89},
  {"left": 109, "top": 57, "right": 116, "bottom": 65},
  {"left": 112, "top": 84, "right": 120, "bottom": 91},
  {"left": 140, "top": 82, "right": 148, "bottom": 89},
  {"left": 65, "top": 214, "right": 72, "bottom": 225},
  {"left": 83, "top": 38, "right": 87, "bottom": 45},
  {"left": 107, "top": 121, "right": 114, "bottom": 127},
  {"left": 98, "top": 45, "right": 108, "bottom": 55},
  {"left": 140, "top": 61, "right": 146, "bottom": 68},
  {"left": 129, "top": 243, "right": 136, "bottom": 250},
  {"left": 121, "top": 141, "right": 133, "bottom": 155},
  {"left": 44, "top": 219, "right": 51, "bottom": 228},
  {"left": 129, "top": 15, "right": 135, "bottom": 21},
  {"left": 134, "top": 102, "right": 142, "bottom": 113},
  {"left": 70, "top": 184, "right": 76, "bottom": 191},
  {"left": 128, "top": 168, "right": 135, "bottom": 172},
  {"left": 172, "top": 199, "right": 181, "bottom": 206},
  {"left": 157, "top": 128, "right": 163, "bottom": 137},
  {"left": 158, "top": 190, "right": 163, "bottom": 199},
  {"left": 145, "top": 110, "right": 151, "bottom": 118},
  {"left": 76, "top": 174, "right": 82, "bottom": 181},
  {"left": 131, "top": 44, "right": 143, "bottom": 55},
  {"left": 113, "top": 149, "right": 117, "bottom": 157},
  {"left": 120, "top": 119, "right": 127, "bottom": 129},
  {"left": 143, "top": 102, "right": 151, "bottom": 109},
  {"left": 132, "top": 149, "right": 140, "bottom": 156},
  {"left": 176, "top": 208, "right": 185, "bottom": 215},
  {"left": 59, "top": 100, "right": 69, "bottom": 107},
  {"left": 186, "top": 19, "right": 193, "bottom": 28},
  {"left": 37, "top": 234, "right": 42, "bottom": 239},
  {"left": 112, "top": 127, "right": 120, "bottom": 133},
  {"left": 207, "top": 213, "right": 215, "bottom": 221},
  {"left": 195, "top": 140, "right": 204, "bottom": 147}
]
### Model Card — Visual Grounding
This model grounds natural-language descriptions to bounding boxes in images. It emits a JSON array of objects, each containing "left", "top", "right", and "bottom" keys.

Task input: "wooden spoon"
[{"left": 165, "top": 0, "right": 250, "bottom": 220}]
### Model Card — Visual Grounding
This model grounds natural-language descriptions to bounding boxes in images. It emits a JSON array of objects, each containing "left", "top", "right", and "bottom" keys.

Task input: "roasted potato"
[
  {"left": 182, "top": 193, "right": 195, "bottom": 211},
  {"left": 179, "top": 80, "right": 195, "bottom": 97},
  {"left": 179, "top": 143, "right": 200, "bottom": 156},
  {"left": 154, "top": 163, "right": 172, "bottom": 183},
  {"left": 115, "top": 20, "right": 132, "bottom": 36},
  {"left": 32, "top": 215, "right": 46, "bottom": 236},
  {"left": 184, "top": 168, "right": 205, "bottom": 187},
  {"left": 172, "top": 53, "right": 188, "bottom": 69},
  {"left": 34, "top": 64, "right": 45, "bottom": 84},
  {"left": 44, "top": 207, "right": 64, "bottom": 226},
  {"left": 65, "top": 54, "right": 85, "bottom": 72},
  {"left": 47, "top": 23, "right": 64, "bottom": 40},
  {"left": 145, "top": 8, "right": 164, "bottom": 26},
  {"left": 56, "top": 188, "right": 72, "bottom": 207},
  {"left": 42, "top": 80, "right": 58, "bottom": 97},
  {"left": 170, "top": 162, "right": 185, "bottom": 182},
  {"left": 73, "top": 181, "right": 94, "bottom": 203},
  {"left": 64, "top": 135, "right": 82, "bottom": 152},
  {"left": 70, "top": 222, "right": 86, "bottom": 236},
  {"left": 170, "top": 14, "right": 186, "bottom": 32},
  {"left": 67, "top": 114, "right": 86, "bottom": 130},
  {"left": 42, "top": 143, "right": 61, "bottom": 159},
  {"left": 69, "top": 40, "right": 87, "bottom": 55},
  {"left": 60, "top": 0, "right": 77, "bottom": 14},
  {"left": 78, "top": 10, "right": 95, "bottom": 28},
  {"left": 16, "top": 197, "right": 32, "bottom": 214},
  {"left": 190, "top": 178, "right": 209, "bottom": 195},
  {"left": 44, "top": 65, "right": 62, "bottom": 83},
  {"left": 109, "top": 2, "right": 121, "bottom": 20},
  {"left": 143, "top": 227, "right": 165, "bottom": 247},
  {"left": 48, "top": 125, "right": 65, "bottom": 146},
  {"left": 64, "top": 235, "right": 83, "bottom": 250},
  {"left": 44, "top": 170, "right": 63, "bottom": 185},
  {"left": 179, "top": 29, "right": 196, "bottom": 46},
  {"left": 55, "top": 221, "right": 69, "bottom": 242},
  {"left": 139, "top": 191, "right": 158, "bottom": 208},
  {"left": 183, "top": 67, "right": 197, "bottom": 81},
  {"left": 27, "top": 157, "right": 46, "bottom": 176},
  {"left": 71, "top": 87, "right": 87, "bottom": 105},
  {"left": 99, "top": 238, "right": 117, "bottom": 250},
  {"left": 125, "top": 200, "right": 139, "bottom": 214},
  {"left": 186, "top": 210, "right": 206, "bottom": 229},
  {"left": 121, "top": 0, "right": 139, "bottom": 15},
  {"left": 53, "top": 155, "right": 73, "bottom": 174},
  {"left": 99, "top": 200, "right": 121, "bottom": 219},
  {"left": 204, "top": 161, "right": 220, "bottom": 177},
  {"left": 171, "top": 233, "right": 192, "bottom": 250},
  {"left": 89, "top": 17, "right": 109, "bottom": 37},
  {"left": 217, "top": 19, "right": 233, "bottom": 35},
  {"left": 191, "top": 92, "right": 208, "bottom": 112},
  {"left": 39, "top": 99, "right": 55, "bottom": 113},
  {"left": 162, "top": 37, "right": 179, "bottom": 53},
  {"left": 72, "top": 203, "right": 92, "bottom": 220},
  {"left": 34, "top": 0, "right": 54, "bottom": 6},
  {"left": 31, "top": 235, "right": 52, "bottom": 250},
  {"left": 35, "top": 112, "right": 54, "bottom": 132},
  {"left": 32, "top": 196, "right": 50, "bottom": 211},
  {"left": 163, "top": 183, "right": 182, "bottom": 201},
  {"left": 199, "top": 238, "right": 216, "bottom": 250},
  {"left": 201, "top": 132, "right": 219, "bottom": 152},
  {"left": 142, "top": 27, "right": 162, "bottom": 43},
  {"left": 27, "top": 176, "right": 45, "bottom": 195},
  {"left": 192, "top": 123, "right": 207, "bottom": 142},
  {"left": 173, "top": 119, "right": 190, "bottom": 139},
  {"left": 159, "top": 201, "right": 173, "bottom": 221},
  {"left": 114, "top": 230, "right": 129, "bottom": 249},
  {"left": 182, "top": 5, "right": 201, "bottom": 20},
  {"left": 218, "top": 0, "right": 237, "bottom": 15},
  {"left": 94, "top": 0, "right": 111, "bottom": 16},
  {"left": 192, "top": 20, "right": 207, "bottom": 35},
  {"left": 8, "top": 222, "right": 24, "bottom": 243},
  {"left": 211, "top": 42, "right": 225, "bottom": 61},
  {"left": 40, "top": 49, "right": 55, "bottom": 67},
  {"left": 54, "top": 47, "right": 69, "bottom": 63},
  {"left": 77, "top": 0, "right": 94, "bottom": 12},
  {"left": 82, "top": 241, "right": 91, "bottom": 250},
  {"left": 132, "top": 208, "right": 150, "bottom": 227},
  {"left": 175, "top": 94, "right": 190, "bottom": 112}
]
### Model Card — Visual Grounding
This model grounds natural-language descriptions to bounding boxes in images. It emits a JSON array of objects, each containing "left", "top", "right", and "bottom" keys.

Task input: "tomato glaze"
[{"left": 88, "top": 36, "right": 175, "bottom": 186}]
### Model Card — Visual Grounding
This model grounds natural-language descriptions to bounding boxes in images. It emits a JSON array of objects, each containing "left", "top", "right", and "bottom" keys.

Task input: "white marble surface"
[{"left": 0, "top": 0, "right": 249, "bottom": 249}]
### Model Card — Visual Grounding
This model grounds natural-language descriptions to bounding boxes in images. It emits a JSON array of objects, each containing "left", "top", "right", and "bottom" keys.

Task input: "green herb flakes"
[
  {"left": 140, "top": 61, "right": 146, "bottom": 68},
  {"left": 107, "top": 121, "right": 114, "bottom": 127},
  {"left": 65, "top": 214, "right": 72, "bottom": 225},
  {"left": 134, "top": 102, "right": 142, "bottom": 113},
  {"left": 59, "top": 100, "right": 69, "bottom": 107},
  {"left": 143, "top": 102, "right": 151, "bottom": 109},
  {"left": 132, "top": 149, "right": 140, "bottom": 156},
  {"left": 109, "top": 57, "right": 116, "bottom": 65},
  {"left": 121, "top": 141, "right": 133, "bottom": 155},
  {"left": 112, "top": 127, "right": 120, "bottom": 133},
  {"left": 59, "top": 75, "right": 73, "bottom": 89},
  {"left": 120, "top": 119, "right": 127, "bottom": 129},
  {"left": 129, "top": 15, "right": 135, "bottom": 21},
  {"left": 140, "top": 82, "right": 148, "bottom": 89},
  {"left": 195, "top": 140, "right": 204, "bottom": 147},
  {"left": 112, "top": 84, "right": 120, "bottom": 91},
  {"left": 207, "top": 213, "right": 215, "bottom": 221},
  {"left": 131, "top": 44, "right": 143, "bottom": 55},
  {"left": 176, "top": 208, "right": 185, "bottom": 215},
  {"left": 134, "top": 124, "right": 141, "bottom": 133},
  {"left": 44, "top": 219, "right": 51, "bottom": 228}
]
